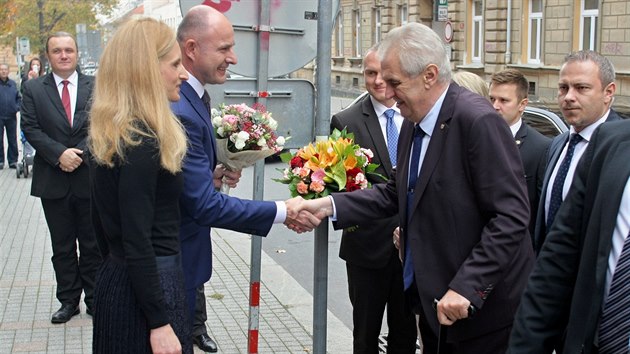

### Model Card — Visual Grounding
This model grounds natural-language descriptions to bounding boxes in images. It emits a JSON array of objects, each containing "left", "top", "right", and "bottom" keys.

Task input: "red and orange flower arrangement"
[{"left": 274, "top": 128, "right": 384, "bottom": 199}]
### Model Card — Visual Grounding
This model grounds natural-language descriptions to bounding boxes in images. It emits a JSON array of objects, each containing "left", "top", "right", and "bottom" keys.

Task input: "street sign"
[
  {"left": 180, "top": 0, "right": 339, "bottom": 78},
  {"left": 444, "top": 21, "right": 453, "bottom": 42},
  {"left": 18, "top": 37, "right": 30, "bottom": 56},
  {"left": 438, "top": 6, "right": 448, "bottom": 21}
]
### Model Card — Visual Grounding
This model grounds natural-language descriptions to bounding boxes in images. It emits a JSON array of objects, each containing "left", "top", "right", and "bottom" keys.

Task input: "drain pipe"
[{"left": 505, "top": 0, "right": 512, "bottom": 64}]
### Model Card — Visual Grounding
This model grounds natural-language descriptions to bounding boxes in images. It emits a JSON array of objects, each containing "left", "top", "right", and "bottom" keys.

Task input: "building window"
[
  {"left": 335, "top": 10, "right": 344, "bottom": 57},
  {"left": 471, "top": 0, "right": 483, "bottom": 63},
  {"left": 528, "top": 0, "right": 542, "bottom": 64},
  {"left": 580, "top": 0, "right": 598, "bottom": 50},
  {"left": 398, "top": 3, "right": 408, "bottom": 26},
  {"left": 373, "top": 7, "right": 382, "bottom": 44},
  {"left": 353, "top": 8, "right": 362, "bottom": 57}
]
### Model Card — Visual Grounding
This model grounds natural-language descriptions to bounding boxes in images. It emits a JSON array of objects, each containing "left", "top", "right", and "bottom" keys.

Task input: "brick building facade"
[{"left": 294, "top": 0, "right": 630, "bottom": 114}]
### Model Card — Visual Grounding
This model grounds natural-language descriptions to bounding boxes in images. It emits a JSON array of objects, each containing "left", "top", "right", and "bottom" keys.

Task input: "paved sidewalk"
[{"left": 0, "top": 165, "right": 352, "bottom": 353}]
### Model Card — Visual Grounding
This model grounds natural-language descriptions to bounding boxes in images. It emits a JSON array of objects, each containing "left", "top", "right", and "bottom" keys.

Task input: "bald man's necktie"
[
  {"left": 546, "top": 133, "right": 582, "bottom": 232},
  {"left": 201, "top": 90, "right": 212, "bottom": 115}
]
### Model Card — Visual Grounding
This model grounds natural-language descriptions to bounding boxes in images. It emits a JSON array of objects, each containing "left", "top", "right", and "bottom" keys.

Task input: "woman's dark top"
[{"left": 90, "top": 136, "right": 183, "bottom": 329}]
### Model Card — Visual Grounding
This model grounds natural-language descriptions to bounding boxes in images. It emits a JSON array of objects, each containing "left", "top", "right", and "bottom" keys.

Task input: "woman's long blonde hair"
[{"left": 89, "top": 17, "right": 187, "bottom": 173}]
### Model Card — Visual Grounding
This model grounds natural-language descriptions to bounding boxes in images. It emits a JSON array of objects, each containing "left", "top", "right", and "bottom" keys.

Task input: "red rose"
[
  {"left": 346, "top": 167, "right": 362, "bottom": 177},
  {"left": 290, "top": 156, "right": 304, "bottom": 168},
  {"left": 346, "top": 178, "right": 360, "bottom": 192}
]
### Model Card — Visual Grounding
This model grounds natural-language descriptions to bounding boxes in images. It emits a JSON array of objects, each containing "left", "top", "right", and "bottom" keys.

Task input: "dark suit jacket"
[
  {"left": 508, "top": 119, "right": 630, "bottom": 354},
  {"left": 515, "top": 122, "right": 551, "bottom": 239},
  {"left": 20, "top": 72, "right": 94, "bottom": 199},
  {"left": 533, "top": 109, "right": 623, "bottom": 252},
  {"left": 332, "top": 83, "right": 534, "bottom": 341},
  {"left": 331, "top": 94, "right": 398, "bottom": 268},
  {"left": 171, "top": 81, "right": 276, "bottom": 291}
]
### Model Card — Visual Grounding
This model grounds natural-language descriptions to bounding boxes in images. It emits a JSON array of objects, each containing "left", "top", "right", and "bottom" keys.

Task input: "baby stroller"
[{"left": 16, "top": 131, "right": 35, "bottom": 178}]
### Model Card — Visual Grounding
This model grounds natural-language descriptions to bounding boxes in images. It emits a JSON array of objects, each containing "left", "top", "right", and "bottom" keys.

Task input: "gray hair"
[
  {"left": 563, "top": 50, "right": 615, "bottom": 87},
  {"left": 377, "top": 23, "right": 451, "bottom": 83}
]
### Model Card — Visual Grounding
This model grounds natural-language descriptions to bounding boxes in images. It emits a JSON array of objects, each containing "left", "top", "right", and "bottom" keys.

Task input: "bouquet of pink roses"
[
  {"left": 211, "top": 102, "right": 287, "bottom": 192},
  {"left": 274, "top": 128, "right": 384, "bottom": 199}
]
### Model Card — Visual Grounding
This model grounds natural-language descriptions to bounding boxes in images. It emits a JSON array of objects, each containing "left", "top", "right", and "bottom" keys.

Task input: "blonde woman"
[
  {"left": 452, "top": 70, "right": 489, "bottom": 99},
  {"left": 89, "top": 18, "right": 191, "bottom": 354}
]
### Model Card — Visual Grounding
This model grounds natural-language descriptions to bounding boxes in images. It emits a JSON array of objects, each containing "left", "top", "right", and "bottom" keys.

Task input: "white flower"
[
  {"left": 268, "top": 116, "right": 278, "bottom": 130},
  {"left": 356, "top": 173, "right": 368, "bottom": 189},
  {"left": 211, "top": 108, "right": 220, "bottom": 117},
  {"left": 216, "top": 127, "right": 225, "bottom": 137},
  {"left": 360, "top": 148, "right": 374, "bottom": 159},
  {"left": 276, "top": 136, "right": 285, "bottom": 147},
  {"left": 212, "top": 116, "right": 223, "bottom": 127},
  {"left": 231, "top": 131, "right": 250, "bottom": 150},
  {"left": 257, "top": 137, "right": 267, "bottom": 147}
]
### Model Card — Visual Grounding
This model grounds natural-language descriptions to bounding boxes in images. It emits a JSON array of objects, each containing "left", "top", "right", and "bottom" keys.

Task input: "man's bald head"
[{"left": 177, "top": 5, "right": 237, "bottom": 85}]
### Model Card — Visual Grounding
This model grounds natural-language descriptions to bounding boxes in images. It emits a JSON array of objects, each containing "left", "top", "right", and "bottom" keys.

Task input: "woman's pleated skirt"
[{"left": 92, "top": 254, "right": 192, "bottom": 353}]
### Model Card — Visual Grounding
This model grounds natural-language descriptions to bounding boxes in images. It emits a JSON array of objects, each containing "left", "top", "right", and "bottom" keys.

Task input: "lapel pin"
[
  {"left": 440, "top": 123, "right": 446, "bottom": 130},
  {"left": 515, "top": 139, "right": 522, "bottom": 146}
]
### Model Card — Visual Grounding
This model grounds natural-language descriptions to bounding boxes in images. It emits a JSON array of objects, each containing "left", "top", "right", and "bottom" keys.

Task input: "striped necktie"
[{"left": 598, "top": 232, "right": 630, "bottom": 353}]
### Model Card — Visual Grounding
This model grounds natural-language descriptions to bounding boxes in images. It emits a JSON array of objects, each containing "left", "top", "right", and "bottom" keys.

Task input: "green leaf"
[
  {"left": 279, "top": 151, "right": 294, "bottom": 163},
  {"left": 331, "top": 162, "right": 347, "bottom": 191}
]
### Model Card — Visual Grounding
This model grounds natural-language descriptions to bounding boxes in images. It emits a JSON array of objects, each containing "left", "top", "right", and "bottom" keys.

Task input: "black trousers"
[
  {"left": 193, "top": 284, "right": 208, "bottom": 337},
  {"left": 0, "top": 115, "right": 18, "bottom": 165},
  {"left": 346, "top": 252, "right": 417, "bottom": 354},
  {"left": 41, "top": 194, "right": 101, "bottom": 308}
]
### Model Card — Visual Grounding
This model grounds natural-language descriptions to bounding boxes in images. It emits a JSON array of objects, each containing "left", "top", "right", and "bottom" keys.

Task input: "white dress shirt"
[{"left": 53, "top": 71, "right": 78, "bottom": 124}]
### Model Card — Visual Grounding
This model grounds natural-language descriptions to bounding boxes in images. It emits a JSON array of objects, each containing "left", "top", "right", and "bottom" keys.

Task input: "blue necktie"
[
  {"left": 546, "top": 133, "right": 582, "bottom": 232},
  {"left": 598, "top": 232, "right": 630, "bottom": 353},
  {"left": 403, "top": 124, "right": 425, "bottom": 290},
  {"left": 384, "top": 109, "right": 398, "bottom": 166}
]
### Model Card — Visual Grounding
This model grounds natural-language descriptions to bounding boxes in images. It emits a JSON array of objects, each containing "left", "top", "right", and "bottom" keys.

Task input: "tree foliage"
[{"left": 1, "top": 0, "right": 116, "bottom": 56}]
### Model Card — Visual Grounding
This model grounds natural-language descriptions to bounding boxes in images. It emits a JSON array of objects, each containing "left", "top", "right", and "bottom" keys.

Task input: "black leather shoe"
[
  {"left": 193, "top": 333, "right": 218, "bottom": 352},
  {"left": 51, "top": 304, "right": 80, "bottom": 323}
]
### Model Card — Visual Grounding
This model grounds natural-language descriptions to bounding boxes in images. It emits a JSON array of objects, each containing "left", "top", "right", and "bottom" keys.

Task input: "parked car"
[
  {"left": 348, "top": 91, "right": 569, "bottom": 137},
  {"left": 522, "top": 106, "right": 568, "bottom": 137}
]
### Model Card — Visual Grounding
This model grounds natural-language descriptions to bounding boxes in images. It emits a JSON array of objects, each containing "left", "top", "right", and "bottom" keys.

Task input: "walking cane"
[{"left": 433, "top": 298, "right": 478, "bottom": 354}]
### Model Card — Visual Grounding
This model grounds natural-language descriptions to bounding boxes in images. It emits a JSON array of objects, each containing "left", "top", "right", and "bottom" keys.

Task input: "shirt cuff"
[
  {"left": 329, "top": 195, "right": 338, "bottom": 221},
  {"left": 274, "top": 201, "right": 287, "bottom": 223}
]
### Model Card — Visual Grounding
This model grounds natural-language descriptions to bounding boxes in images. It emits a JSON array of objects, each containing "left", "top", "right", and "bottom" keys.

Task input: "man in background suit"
[
  {"left": 533, "top": 50, "right": 622, "bottom": 255},
  {"left": 172, "top": 6, "right": 318, "bottom": 352},
  {"left": 508, "top": 119, "right": 630, "bottom": 353},
  {"left": 489, "top": 69, "right": 551, "bottom": 240},
  {"left": 301, "top": 23, "right": 533, "bottom": 353},
  {"left": 21, "top": 32, "right": 101, "bottom": 323},
  {"left": 331, "top": 45, "right": 417, "bottom": 354},
  {"left": 0, "top": 63, "right": 20, "bottom": 169}
]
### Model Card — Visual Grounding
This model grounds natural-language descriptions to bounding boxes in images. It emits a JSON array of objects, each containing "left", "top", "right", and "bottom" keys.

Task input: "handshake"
[{"left": 283, "top": 197, "right": 335, "bottom": 233}]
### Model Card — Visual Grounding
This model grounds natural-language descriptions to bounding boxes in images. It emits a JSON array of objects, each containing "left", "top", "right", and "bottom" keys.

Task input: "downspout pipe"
[{"left": 505, "top": 0, "right": 512, "bottom": 64}]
